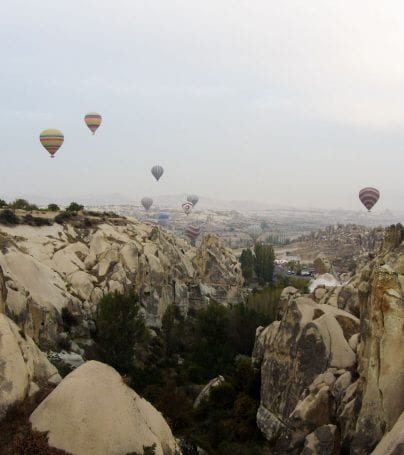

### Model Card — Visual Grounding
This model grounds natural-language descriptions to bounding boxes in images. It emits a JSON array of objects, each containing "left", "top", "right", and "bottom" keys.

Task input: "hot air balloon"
[
  {"left": 141, "top": 197, "right": 153, "bottom": 211},
  {"left": 187, "top": 194, "right": 199, "bottom": 207},
  {"left": 359, "top": 187, "right": 380, "bottom": 212},
  {"left": 182, "top": 201, "right": 193, "bottom": 216},
  {"left": 151, "top": 165, "right": 164, "bottom": 182},
  {"left": 39, "top": 129, "right": 64, "bottom": 158},
  {"left": 247, "top": 224, "right": 262, "bottom": 242},
  {"left": 185, "top": 224, "right": 201, "bottom": 245},
  {"left": 158, "top": 212, "right": 170, "bottom": 226},
  {"left": 84, "top": 112, "right": 102, "bottom": 135}
]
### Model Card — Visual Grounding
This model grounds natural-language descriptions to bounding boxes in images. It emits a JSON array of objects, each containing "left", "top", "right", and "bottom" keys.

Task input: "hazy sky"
[{"left": 1, "top": 0, "right": 404, "bottom": 210}]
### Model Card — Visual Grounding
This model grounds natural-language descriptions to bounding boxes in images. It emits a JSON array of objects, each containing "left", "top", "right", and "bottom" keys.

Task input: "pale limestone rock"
[
  {"left": 194, "top": 375, "right": 225, "bottom": 408},
  {"left": 30, "top": 361, "right": 180, "bottom": 455},
  {"left": 0, "top": 313, "right": 60, "bottom": 420},
  {"left": 68, "top": 271, "right": 96, "bottom": 301},
  {"left": 371, "top": 409, "right": 404, "bottom": 455}
]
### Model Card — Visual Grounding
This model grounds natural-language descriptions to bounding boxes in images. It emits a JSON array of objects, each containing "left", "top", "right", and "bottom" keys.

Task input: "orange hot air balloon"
[
  {"left": 84, "top": 112, "right": 102, "bottom": 135},
  {"left": 39, "top": 129, "right": 64, "bottom": 158}
]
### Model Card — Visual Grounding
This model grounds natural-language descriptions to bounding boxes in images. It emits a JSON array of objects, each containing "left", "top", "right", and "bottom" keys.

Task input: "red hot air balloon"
[
  {"left": 182, "top": 201, "right": 193, "bottom": 215},
  {"left": 359, "top": 187, "right": 380, "bottom": 212}
]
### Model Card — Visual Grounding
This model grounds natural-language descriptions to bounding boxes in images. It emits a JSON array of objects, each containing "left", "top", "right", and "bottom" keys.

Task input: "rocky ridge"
[{"left": 0, "top": 214, "right": 243, "bottom": 350}]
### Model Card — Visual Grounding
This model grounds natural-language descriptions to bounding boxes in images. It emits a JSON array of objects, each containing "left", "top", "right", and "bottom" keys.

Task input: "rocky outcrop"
[
  {"left": 255, "top": 225, "right": 404, "bottom": 454},
  {"left": 0, "top": 218, "right": 243, "bottom": 348},
  {"left": 370, "top": 409, "right": 404, "bottom": 455},
  {"left": 351, "top": 242, "right": 404, "bottom": 454},
  {"left": 313, "top": 253, "right": 332, "bottom": 275},
  {"left": 0, "top": 265, "right": 7, "bottom": 314},
  {"left": 194, "top": 375, "right": 225, "bottom": 408},
  {"left": 302, "top": 424, "right": 340, "bottom": 455},
  {"left": 30, "top": 361, "right": 180, "bottom": 455},
  {"left": 0, "top": 313, "right": 61, "bottom": 420},
  {"left": 254, "top": 294, "right": 359, "bottom": 452}
]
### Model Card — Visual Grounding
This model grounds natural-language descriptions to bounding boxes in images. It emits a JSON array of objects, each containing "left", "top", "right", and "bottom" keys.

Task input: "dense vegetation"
[
  {"left": 94, "top": 290, "right": 290, "bottom": 454},
  {"left": 240, "top": 242, "right": 275, "bottom": 284}
]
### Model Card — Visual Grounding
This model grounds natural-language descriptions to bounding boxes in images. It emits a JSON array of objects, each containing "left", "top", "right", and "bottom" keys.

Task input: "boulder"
[
  {"left": 255, "top": 293, "right": 358, "bottom": 450},
  {"left": 30, "top": 361, "right": 180, "bottom": 455},
  {"left": 302, "top": 424, "right": 340, "bottom": 455}
]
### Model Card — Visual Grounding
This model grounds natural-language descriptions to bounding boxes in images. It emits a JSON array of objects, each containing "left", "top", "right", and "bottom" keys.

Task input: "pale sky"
[{"left": 1, "top": 0, "right": 404, "bottom": 210}]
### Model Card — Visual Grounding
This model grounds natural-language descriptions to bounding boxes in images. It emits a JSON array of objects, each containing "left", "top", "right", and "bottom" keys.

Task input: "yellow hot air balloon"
[
  {"left": 39, "top": 129, "right": 64, "bottom": 158},
  {"left": 84, "top": 112, "right": 102, "bottom": 135}
]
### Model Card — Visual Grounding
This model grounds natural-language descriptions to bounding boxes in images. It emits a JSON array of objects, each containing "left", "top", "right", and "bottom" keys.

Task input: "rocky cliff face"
[
  {"left": 0, "top": 216, "right": 243, "bottom": 350},
  {"left": 254, "top": 225, "right": 404, "bottom": 454},
  {"left": 0, "top": 313, "right": 61, "bottom": 420}
]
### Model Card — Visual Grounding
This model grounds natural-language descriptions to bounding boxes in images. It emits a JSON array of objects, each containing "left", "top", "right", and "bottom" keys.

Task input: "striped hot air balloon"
[
  {"left": 39, "top": 129, "right": 64, "bottom": 158},
  {"left": 141, "top": 197, "right": 153, "bottom": 211},
  {"left": 359, "top": 187, "right": 380, "bottom": 212},
  {"left": 84, "top": 112, "right": 102, "bottom": 135},
  {"left": 182, "top": 201, "right": 193, "bottom": 216},
  {"left": 185, "top": 224, "right": 201, "bottom": 244},
  {"left": 151, "top": 165, "right": 164, "bottom": 182},
  {"left": 187, "top": 194, "right": 199, "bottom": 207}
]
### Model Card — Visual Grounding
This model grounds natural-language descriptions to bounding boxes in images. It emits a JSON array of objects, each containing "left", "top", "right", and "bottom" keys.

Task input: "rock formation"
[
  {"left": 254, "top": 224, "right": 404, "bottom": 454},
  {"left": 0, "top": 216, "right": 243, "bottom": 349},
  {"left": 0, "top": 313, "right": 61, "bottom": 420},
  {"left": 253, "top": 294, "right": 359, "bottom": 452},
  {"left": 30, "top": 360, "right": 180, "bottom": 455}
]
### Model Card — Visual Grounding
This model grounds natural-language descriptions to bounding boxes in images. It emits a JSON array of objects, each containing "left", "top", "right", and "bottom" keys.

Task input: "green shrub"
[
  {"left": 47, "top": 203, "right": 60, "bottom": 211},
  {"left": 54, "top": 211, "right": 76, "bottom": 224},
  {"left": 0, "top": 209, "right": 19, "bottom": 225},
  {"left": 0, "top": 199, "right": 7, "bottom": 208},
  {"left": 9, "top": 199, "right": 38, "bottom": 211},
  {"left": 96, "top": 291, "right": 148, "bottom": 373},
  {"left": 22, "top": 214, "right": 52, "bottom": 226},
  {"left": 65, "top": 202, "right": 84, "bottom": 212}
]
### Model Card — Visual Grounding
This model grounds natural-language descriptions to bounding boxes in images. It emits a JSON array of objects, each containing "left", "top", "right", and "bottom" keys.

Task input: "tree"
[
  {"left": 254, "top": 242, "right": 274, "bottom": 284},
  {"left": 0, "top": 199, "right": 7, "bottom": 208},
  {"left": 239, "top": 249, "right": 254, "bottom": 282},
  {"left": 65, "top": 202, "right": 84, "bottom": 212},
  {"left": 96, "top": 291, "right": 147, "bottom": 373},
  {"left": 47, "top": 203, "right": 60, "bottom": 211},
  {"left": 9, "top": 199, "right": 38, "bottom": 211}
]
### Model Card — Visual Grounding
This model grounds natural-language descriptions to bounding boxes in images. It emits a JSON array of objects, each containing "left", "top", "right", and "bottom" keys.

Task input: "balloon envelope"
[
  {"left": 158, "top": 212, "right": 170, "bottom": 226},
  {"left": 359, "top": 187, "right": 380, "bottom": 211},
  {"left": 141, "top": 197, "right": 153, "bottom": 211},
  {"left": 187, "top": 194, "right": 199, "bottom": 207},
  {"left": 247, "top": 224, "right": 262, "bottom": 241},
  {"left": 182, "top": 201, "right": 193, "bottom": 215},
  {"left": 84, "top": 112, "right": 102, "bottom": 134},
  {"left": 40, "top": 129, "right": 64, "bottom": 158},
  {"left": 151, "top": 165, "right": 164, "bottom": 181},
  {"left": 185, "top": 224, "right": 201, "bottom": 242}
]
